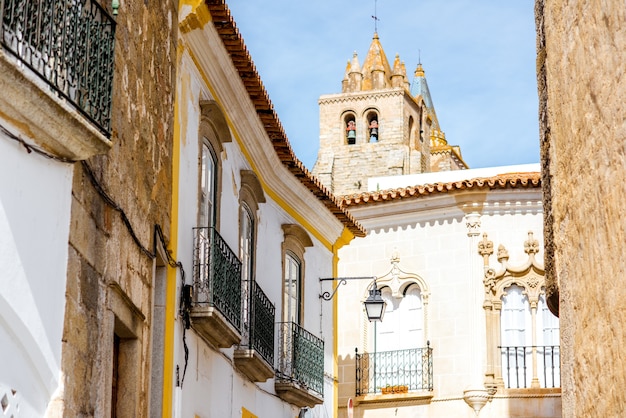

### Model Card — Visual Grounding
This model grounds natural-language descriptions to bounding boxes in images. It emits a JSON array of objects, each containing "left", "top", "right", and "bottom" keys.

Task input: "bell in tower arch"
[
  {"left": 369, "top": 119, "right": 379, "bottom": 142},
  {"left": 346, "top": 120, "right": 356, "bottom": 144}
]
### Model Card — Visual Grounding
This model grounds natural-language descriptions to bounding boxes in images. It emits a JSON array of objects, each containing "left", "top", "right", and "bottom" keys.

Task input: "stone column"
[{"left": 463, "top": 212, "right": 490, "bottom": 416}]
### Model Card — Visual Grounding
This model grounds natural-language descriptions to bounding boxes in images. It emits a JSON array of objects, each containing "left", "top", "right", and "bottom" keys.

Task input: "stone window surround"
[
  {"left": 480, "top": 231, "right": 559, "bottom": 392},
  {"left": 197, "top": 100, "right": 231, "bottom": 230},
  {"left": 281, "top": 225, "right": 313, "bottom": 324}
]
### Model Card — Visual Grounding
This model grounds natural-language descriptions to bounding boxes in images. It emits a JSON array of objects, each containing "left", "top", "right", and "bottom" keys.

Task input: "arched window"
[
  {"left": 366, "top": 111, "right": 379, "bottom": 143},
  {"left": 500, "top": 285, "right": 532, "bottom": 388},
  {"left": 281, "top": 225, "right": 313, "bottom": 325},
  {"left": 537, "top": 295, "right": 560, "bottom": 388},
  {"left": 344, "top": 114, "right": 357, "bottom": 145},
  {"left": 375, "top": 284, "right": 424, "bottom": 352},
  {"left": 373, "top": 284, "right": 426, "bottom": 391},
  {"left": 200, "top": 141, "right": 217, "bottom": 228},
  {"left": 283, "top": 251, "right": 302, "bottom": 324}
]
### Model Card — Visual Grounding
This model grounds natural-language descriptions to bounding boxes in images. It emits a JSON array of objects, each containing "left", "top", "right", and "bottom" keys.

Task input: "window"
[
  {"left": 283, "top": 251, "right": 302, "bottom": 324},
  {"left": 376, "top": 285, "right": 424, "bottom": 353},
  {"left": 499, "top": 285, "right": 560, "bottom": 389},
  {"left": 500, "top": 285, "right": 532, "bottom": 388},
  {"left": 281, "top": 225, "right": 313, "bottom": 324},
  {"left": 197, "top": 100, "right": 231, "bottom": 230},
  {"left": 199, "top": 142, "right": 217, "bottom": 228},
  {"left": 355, "top": 258, "right": 433, "bottom": 396},
  {"left": 481, "top": 232, "right": 560, "bottom": 391},
  {"left": 238, "top": 170, "right": 265, "bottom": 335},
  {"left": 373, "top": 284, "right": 426, "bottom": 390}
]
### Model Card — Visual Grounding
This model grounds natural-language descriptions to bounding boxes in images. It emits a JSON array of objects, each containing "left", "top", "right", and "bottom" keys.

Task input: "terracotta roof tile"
[
  {"left": 204, "top": 0, "right": 365, "bottom": 237},
  {"left": 340, "top": 172, "right": 541, "bottom": 207}
]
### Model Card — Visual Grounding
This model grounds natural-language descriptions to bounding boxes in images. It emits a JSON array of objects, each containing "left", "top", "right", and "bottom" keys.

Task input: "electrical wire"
[{"left": 2, "top": 120, "right": 191, "bottom": 389}]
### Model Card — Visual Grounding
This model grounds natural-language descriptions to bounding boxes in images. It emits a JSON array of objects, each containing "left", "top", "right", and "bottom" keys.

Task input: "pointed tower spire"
[
  {"left": 361, "top": 32, "right": 392, "bottom": 91},
  {"left": 411, "top": 63, "right": 440, "bottom": 130},
  {"left": 347, "top": 51, "right": 363, "bottom": 92},
  {"left": 341, "top": 60, "right": 350, "bottom": 92},
  {"left": 391, "top": 54, "right": 406, "bottom": 88},
  {"left": 401, "top": 61, "right": 410, "bottom": 91}
]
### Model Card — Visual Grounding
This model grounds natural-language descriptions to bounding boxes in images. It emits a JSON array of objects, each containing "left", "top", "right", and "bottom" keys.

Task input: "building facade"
[
  {"left": 169, "top": 2, "right": 364, "bottom": 417},
  {"left": 333, "top": 167, "right": 560, "bottom": 418}
]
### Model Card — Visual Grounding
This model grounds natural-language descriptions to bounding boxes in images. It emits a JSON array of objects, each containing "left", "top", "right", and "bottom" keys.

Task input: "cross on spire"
[{"left": 372, "top": 0, "right": 380, "bottom": 32}]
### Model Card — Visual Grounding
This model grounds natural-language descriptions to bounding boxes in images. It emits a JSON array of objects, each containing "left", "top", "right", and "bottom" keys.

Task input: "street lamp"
[
  {"left": 363, "top": 283, "right": 386, "bottom": 322},
  {"left": 319, "top": 276, "right": 387, "bottom": 322}
]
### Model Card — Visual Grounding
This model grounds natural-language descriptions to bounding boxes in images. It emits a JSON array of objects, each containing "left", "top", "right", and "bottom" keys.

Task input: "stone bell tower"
[{"left": 312, "top": 33, "right": 467, "bottom": 196}]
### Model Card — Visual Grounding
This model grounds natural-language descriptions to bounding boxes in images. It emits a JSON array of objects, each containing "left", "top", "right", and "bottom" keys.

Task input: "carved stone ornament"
[
  {"left": 478, "top": 233, "right": 494, "bottom": 257},
  {"left": 465, "top": 213, "right": 481, "bottom": 237},
  {"left": 524, "top": 231, "right": 540, "bottom": 255}
]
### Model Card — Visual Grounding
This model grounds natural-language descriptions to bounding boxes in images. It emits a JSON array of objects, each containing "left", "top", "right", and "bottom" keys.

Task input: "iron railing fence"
[
  {"left": 193, "top": 227, "right": 242, "bottom": 333},
  {"left": 239, "top": 279, "right": 275, "bottom": 367},
  {"left": 0, "top": 0, "right": 115, "bottom": 136},
  {"left": 276, "top": 321, "right": 324, "bottom": 397},
  {"left": 499, "top": 345, "right": 560, "bottom": 389},
  {"left": 356, "top": 344, "right": 433, "bottom": 396}
]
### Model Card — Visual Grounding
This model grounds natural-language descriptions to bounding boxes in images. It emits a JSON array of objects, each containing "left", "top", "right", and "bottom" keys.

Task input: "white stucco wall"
[
  {"left": 0, "top": 133, "right": 73, "bottom": 416},
  {"left": 335, "top": 184, "right": 552, "bottom": 417},
  {"left": 172, "top": 49, "right": 337, "bottom": 418}
]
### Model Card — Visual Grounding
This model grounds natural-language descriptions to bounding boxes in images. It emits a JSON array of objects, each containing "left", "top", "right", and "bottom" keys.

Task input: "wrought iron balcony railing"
[
  {"left": 500, "top": 345, "right": 560, "bottom": 389},
  {"left": 240, "top": 279, "right": 275, "bottom": 367},
  {"left": 276, "top": 322, "right": 324, "bottom": 397},
  {"left": 356, "top": 345, "right": 433, "bottom": 396},
  {"left": 193, "top": 227, "right": 242, "bottom": 333},
  {"left": 0, "top": 0, "right": 116, "bottom": 136}
]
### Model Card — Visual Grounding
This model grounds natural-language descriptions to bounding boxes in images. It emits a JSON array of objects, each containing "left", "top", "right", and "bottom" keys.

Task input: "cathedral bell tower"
[{"left": 313, "top": 33, "right": 467, "bottom": 196}]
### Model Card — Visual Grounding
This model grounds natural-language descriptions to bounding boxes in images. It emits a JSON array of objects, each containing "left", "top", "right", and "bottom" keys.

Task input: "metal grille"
[
  {"left": 0, "top": 0, "right": 115, "bottom": 136},
  {"left": 356, "top": 345, "right": 433, "bottom": 395},
  {"left": 276, "top": 322, "right": 324, "bottom": 397},
  {"left": 193, "top": 227, "right": 242, "bottom": 332},
  {"left": 500, "top": 345, "right": 560, "bottom": 388},
  {"left": 240, "top": 279, "right": 275, "bottom": 367}
]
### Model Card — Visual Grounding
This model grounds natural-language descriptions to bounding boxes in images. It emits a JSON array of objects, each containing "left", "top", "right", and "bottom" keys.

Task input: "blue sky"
[{"left": 227, "top": 1, "right": 539, "bottom": 170}]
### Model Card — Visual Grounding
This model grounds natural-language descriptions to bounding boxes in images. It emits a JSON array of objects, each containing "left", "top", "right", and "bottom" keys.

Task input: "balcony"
[
  {"left": 356, "top": 345, "right": 433, "bottom": 400},
  {"left": 191, "top": 227, "right": 242, "bottom": 348},
  {"left": 275, "top": 322, "right": 324, "bottom": 408},
  {"left": 500, "top": 345, "right": 560, "bottom": 389},
  {"left": 0, "top": 0, "right": 115, "bottom": 159},
  {"left": 234, "top": 279, "right": 275, "bottom": 382}
]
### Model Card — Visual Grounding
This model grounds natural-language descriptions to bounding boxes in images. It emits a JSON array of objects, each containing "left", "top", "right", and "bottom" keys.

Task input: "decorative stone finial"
[
  {"left": 524, "top": 231, "right": 539, "bottom": 255},
  {"left": 478, "top": 233, "right": 494, "bottom": 257},
  {"left": 497, "top": 244, "right": 509, "bottom": 263}
]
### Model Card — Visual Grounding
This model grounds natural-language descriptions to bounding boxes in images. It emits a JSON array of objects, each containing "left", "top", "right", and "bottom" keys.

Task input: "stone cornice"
[
  {"left": 318, "top": 88, "right": 406, "bottom": 105},
  {"left": 343, "top": 185, "right": 542, "bottom": 231}
]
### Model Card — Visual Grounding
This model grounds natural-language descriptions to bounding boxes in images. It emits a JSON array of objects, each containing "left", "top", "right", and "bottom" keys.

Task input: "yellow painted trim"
[
  {"left": 184, "top": 47, "right": 337, "bottom": 251},
  {"left": 161, "top": 29, "right": 185, "bottom": 418},
  {"left": 179, "top": 0, "right": 212, "bottom": 33},
  {"left": 332, "top": 228, "right": 355, "bottom": 418},
  {"left": 241, "top": 407, "right": 258, "bottom": 418}
]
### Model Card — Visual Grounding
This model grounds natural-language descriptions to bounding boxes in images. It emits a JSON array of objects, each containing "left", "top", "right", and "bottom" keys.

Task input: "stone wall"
[
  {"left": 538, "top": 0, "right": 626, "bottom": 416},
  {"left": 314, "top": 89, "right": 428, "bottom": 196},
  {"left": 58, "top": 1, "right": 177, "bottom": 416}
]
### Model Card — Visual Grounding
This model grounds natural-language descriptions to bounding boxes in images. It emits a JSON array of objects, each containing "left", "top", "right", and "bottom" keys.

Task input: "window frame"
[{"left": 281, "top": 224, "right": 313, "bottom": 325}]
